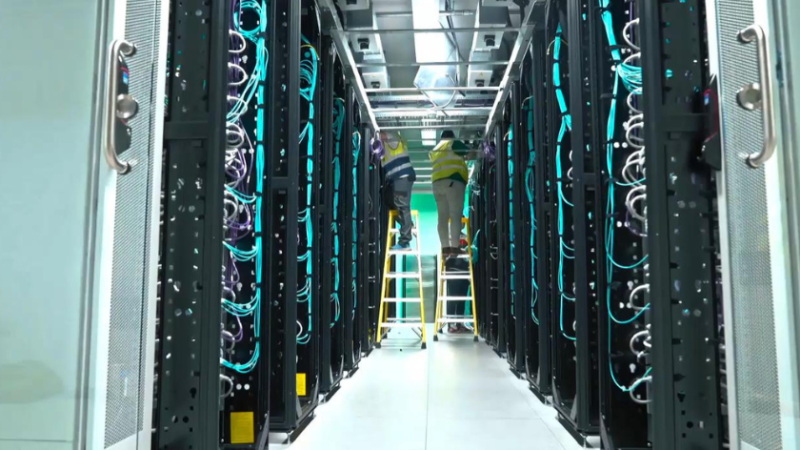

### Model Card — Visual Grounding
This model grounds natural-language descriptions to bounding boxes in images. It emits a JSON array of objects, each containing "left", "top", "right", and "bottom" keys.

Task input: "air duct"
[
  {"left": 343, "top": 1, "right": 391, "bottom": 89},
  {"left": 467, "top": 3, "right": 511, "bottom": 87},
  {"left": 411, "top": 0, "right": 459, "bottom": 108}
]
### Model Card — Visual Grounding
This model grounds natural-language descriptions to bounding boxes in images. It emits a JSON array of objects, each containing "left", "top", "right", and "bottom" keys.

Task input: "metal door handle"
[
  {"left": 105, "top": 39, "right": 136, "bottom": 174},
  {"left": 737, "top": 24, "right": 777, "bottom": 168}
]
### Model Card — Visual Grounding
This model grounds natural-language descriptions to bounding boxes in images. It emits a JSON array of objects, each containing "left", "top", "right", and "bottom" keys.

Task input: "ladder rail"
[
  {"left": 376, "top": 210, "right": 426, "bottom": 348},
  {"left": 434, "top": 217, "right": 479, "bottom": 340}
]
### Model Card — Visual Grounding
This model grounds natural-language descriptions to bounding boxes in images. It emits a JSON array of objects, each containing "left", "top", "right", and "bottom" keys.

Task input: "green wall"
[
  {"left": 410, "top": 187, "right": 471, "bottom": 255},
  {"left": 411, "top": 192, "right": 440, "bottom": 256}
]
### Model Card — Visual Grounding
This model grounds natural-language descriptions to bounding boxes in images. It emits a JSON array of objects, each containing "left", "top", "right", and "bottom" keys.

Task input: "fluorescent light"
[{"left": 421, "top": 129, "right": 437, "bottom": 146}]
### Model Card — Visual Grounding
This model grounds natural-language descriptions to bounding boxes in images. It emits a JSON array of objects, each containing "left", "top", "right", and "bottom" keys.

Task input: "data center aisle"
[{"left": 273, "top": 327, "right": 583, "bottom": 450}]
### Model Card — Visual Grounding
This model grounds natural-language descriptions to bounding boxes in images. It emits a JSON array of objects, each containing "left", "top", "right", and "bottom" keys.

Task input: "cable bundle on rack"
[
  {"left": 551, "top": 23, "right": 576, "bottom": 342},
  {"left": 523, "top": 96, "right": 539, "bottom": 325},
  {"left": 506, "top": 125, "right": 517, "bottom": 319},
  {"left": 351, "top": 130, "right": 361, "bottom": 318},
  {"left": 599, "top": 0, "right": 651, "bottom": 401},
  {"left": 331, "top": 97, "right": 345, "bottom": 327},
  {"left": 297, "top": 36, "right": 318, "bottom": 345},
  {"left": 221, "top": 0, "right": 268, "bottom": 376}
]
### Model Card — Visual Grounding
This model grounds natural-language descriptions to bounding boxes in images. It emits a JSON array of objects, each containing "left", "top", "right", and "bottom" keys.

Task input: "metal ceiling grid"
[{"left": 317, "top": 0, "right": 537, "bottom": 176}]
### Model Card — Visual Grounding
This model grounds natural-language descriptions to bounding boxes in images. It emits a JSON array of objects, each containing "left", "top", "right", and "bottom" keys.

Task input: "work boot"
[{"left": 391, "top": 242, "right": 412, "bottom": 252}]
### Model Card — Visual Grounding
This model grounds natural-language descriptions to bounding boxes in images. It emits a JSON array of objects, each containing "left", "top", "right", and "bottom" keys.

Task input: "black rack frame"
[
  {"left": 319, "top": 36, "right": 347, "bottom": 396},
  {"left": 342, "top": 84, "right": 364, "bottom": 372},
  {"left": 496, "top": 105, "right": 511, "bottom": 359},
  {"left": 565, "top": 0, "right": 602, "bottom": 438},
  {"left": 491, "top": 129, "right": 506, "bottom": 353},
  {"left": 471, "top": 159, "right": 491, "bottom": 340},
  {"left": 154, "top": 0, "right": 229, "bottom": 448},
  {"left": 365, "top": 141, "right": 384, "bottom": 353},
  {"left": 476, "top": 133, "right": 502, "bottom": 349},
  {"left": 641, "top": 0, "right": 724, "bottom": 448},
  {"left": 524, "top": 2, "right": 553, "bottom": 398},
  {"left": 357, "top": 125, "right": 375, "bottom": 355},
  {"left": 505, "top": 85, "right": 528, "bottom": 374},
  {"left": 267, "top": 0, "right": 320, "bottom": 433},
  {"left": 545, "top": 0, "right": 581, "bottom": 438},
  {"left": 591, "top": 0, "right": 652, "bottom": 447}
]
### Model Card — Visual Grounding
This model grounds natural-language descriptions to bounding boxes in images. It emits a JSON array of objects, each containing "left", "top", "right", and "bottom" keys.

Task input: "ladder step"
[
  {"left": 381, "top": 322, "right": 424, "bottom": 328},
  {"left": 389, "top": 250, "right": 420, "bottom": 256},
  {"left": 387, "top": 272, "right": 421, "bottom": 278},
  {"left": 438, "top": 296, "right": 472, "bottom": 301},
  {"left": 438, "top": 318, "right": 475, "bottom": 324},
  {"left": 440, "top": 274, "right": 471, "bottom": 280},
  {"left": 382, "top": 297, "right": 422, "bottom": 303}
]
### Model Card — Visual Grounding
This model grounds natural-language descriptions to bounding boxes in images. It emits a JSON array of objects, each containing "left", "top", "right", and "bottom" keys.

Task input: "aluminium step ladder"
[
  {"left": 434, "top": 217, "right": 479, "bottom": 342},
  {"left": 375, "top": 210, "right": 427, "bottom": 349}
]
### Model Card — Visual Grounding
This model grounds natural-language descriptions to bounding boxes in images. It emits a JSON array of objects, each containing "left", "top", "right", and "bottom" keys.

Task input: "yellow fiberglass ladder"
[
  {"left": 434, "top": 217, "right": 479, "bottom": 342},
  {"left": 375, "top": 210, "right": 427, "bottom": 349}
]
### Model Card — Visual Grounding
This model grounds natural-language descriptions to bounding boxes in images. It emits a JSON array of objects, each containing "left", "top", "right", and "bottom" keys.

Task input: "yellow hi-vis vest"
[
  {"left": 381, "top": 138, "right": 415, "bottom": 181},
  {"left": 430, "top": 140, "right": 468, "bottom": 183}
]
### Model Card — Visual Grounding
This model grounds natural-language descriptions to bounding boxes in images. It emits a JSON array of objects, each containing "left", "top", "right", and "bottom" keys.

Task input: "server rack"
[
  {"left": 486, "top": 131, "right": 504, "bottom": 351},
  {"left": 358, "top": 126, "right": 375, "bottom": 355},
  {"left": 591, "top": 0, "right": 652, "bottom": 447},
  {"left": 267, "top": 0, "right": 320, "bottom": 433},
  {"left": 218, "top": 0, "right": 274, "bottom": 446},
  {"left": 318, "top": 36, "right": 347, "bottom": 397},
  {"left": 565, "top": 0, "right": 603, "bottom": 439},
  {"left": 495, "top": 111, "right": 512, "bottom": 358},
  {"left": 154, "top": 0, "right": 229, "bottom": 448},
  {"left": 504, "top": 87, "right": 528, "bottom": 374},
  {"left": 365, "top": 143, "right": 385, "bottom": 353},
  {"left": 523, "top": 3, "right": 553, "bottom": 398},
  {"left": 471, "top": 159, "right": 492, "bottom": 340},
  {"left": 342, "top": 85, "right": 364, "bottom": 371},
  {"left": 545, "top": 0, "right": 577, "bottom": 427},
  {"left": 641, "top": 0, "right": 725, "bottom": 448},
  {"left": 544, "top": 0, "right": 601, "bottom": 441},
  {"left": 475, "top": 137, "right": 501, "bottom": 348}
]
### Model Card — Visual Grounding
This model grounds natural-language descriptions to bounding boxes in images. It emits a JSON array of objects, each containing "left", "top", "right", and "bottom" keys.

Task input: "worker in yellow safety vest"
[
  {"left": 429, "top": 129, "right": 475, "bottom": 258},
  {"left": 379, "top": 131, "right": 417, "bottom": 251}
]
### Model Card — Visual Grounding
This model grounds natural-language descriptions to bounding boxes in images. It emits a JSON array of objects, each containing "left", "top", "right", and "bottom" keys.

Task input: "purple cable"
[
  {"left": 370, "top": 136, "right": 385, "bottom": 158},
  {"left": 624, "top": 210, "right": 647, "bottom": 237},
  {"left": 233, "top": 315, "right": 244, "bottom": 342},
  {"left": 482, "top": 141, "right": 496, "bottom": 161}
]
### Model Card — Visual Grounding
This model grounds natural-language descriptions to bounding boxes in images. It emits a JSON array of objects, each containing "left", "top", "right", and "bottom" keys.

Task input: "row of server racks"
[
  {"left": 153, "top": 0, "right": 386, "bottom": 448},
  {"left": 471, "top": 0, "right": 728, "bottom": 448}
]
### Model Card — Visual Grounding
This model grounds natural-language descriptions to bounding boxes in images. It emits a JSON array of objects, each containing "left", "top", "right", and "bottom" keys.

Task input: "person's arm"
[{"left": 453, "top": 140, "right": 479, "bottom": 160}]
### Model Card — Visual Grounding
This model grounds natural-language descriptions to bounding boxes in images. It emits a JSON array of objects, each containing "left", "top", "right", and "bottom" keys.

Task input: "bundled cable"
[
  {"left": 598, "top": 0, "right": 651, "bottom": 396},
  {"left": 523, "top": 96, "right": 539, "bottom": 325},
  {"left": 507, "top": 125, "right": 517, "bottom": 318},
  {"left": 331, "top": 97, "right": 345, "bottom": 327},
  {"left": 351, "top": 130, "right": 361, "bottom": 318},
  {"left": 552, "top": 23, "right": 576, "bottom": 342},
  {"left": 296, "top": 37, "right": 318, "bottom": 344},
  {"left": 221, "top": 0, "right": 268, "bottom": 374}
]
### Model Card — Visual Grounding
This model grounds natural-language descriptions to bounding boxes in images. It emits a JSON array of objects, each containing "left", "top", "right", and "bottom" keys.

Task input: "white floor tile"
[
  {"left": 426, "top": 418, "right": 564, "bottom": 450},
  {"left": 428, "top": 386, "right": 539, "bottom": 420},
  {"left": 287, "top": 416, "right": 427, "bottom": 450},
  {"left": 282, "top": 329, "right": 571, "bottom": 450}
]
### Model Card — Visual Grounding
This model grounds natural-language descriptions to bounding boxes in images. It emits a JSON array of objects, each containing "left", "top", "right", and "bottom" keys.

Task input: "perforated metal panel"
[
  {"left": 104, "top": 0, "right": 162, "bottom": 447},
  {"left": 716, "top": 0, "right": 782, "bottom": 448}
]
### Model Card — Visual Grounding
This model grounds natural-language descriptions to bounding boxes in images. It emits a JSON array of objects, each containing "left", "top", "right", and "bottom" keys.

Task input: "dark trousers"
[
  {"left": 391, "top": 177, "right": 414, "bottom": 245},
  {"left": 445, "top": 257, "right": 469, "bottom": 315}
]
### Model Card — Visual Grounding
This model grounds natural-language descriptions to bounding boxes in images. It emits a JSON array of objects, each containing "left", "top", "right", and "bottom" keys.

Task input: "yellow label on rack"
[
  {"left": 297, "top": 373, "right": 307, "bottom": 396},
  {"left": 230, "top": 411, "right": 254, "bottom": 444}
]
